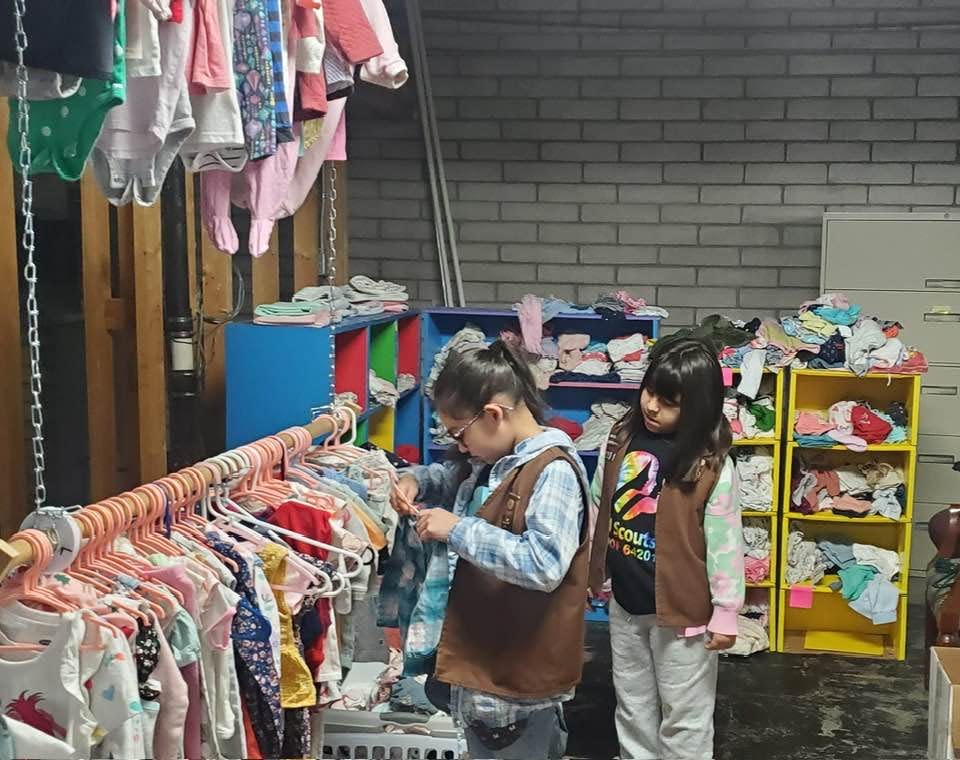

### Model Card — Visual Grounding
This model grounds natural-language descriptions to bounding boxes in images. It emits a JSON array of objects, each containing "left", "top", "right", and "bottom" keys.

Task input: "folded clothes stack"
[
  {"left": 787, "top": 531, "right": 901, "bottom": 625},
  {"left": 253, "top": 300, "right": 332, "bottom": 326},
  {"left": 794, "top": 399, "right": 908, "bottom": 452},
  {"left": 370, "top": 371, "right": 399, "bottom": 408},
  {"left": 791, "top": 457, "right": 906, "bottom": 520},
  {"left": 346, "top": 276, "right": 410, "bottom": 314},
  {"left": 607, "top": 333, "right": 650, "bottom": 383},
  {"left": 734, "top": 450, "right": 774, "bottom": 512},
  {"left": 743, "top": 518, "right": 771, "bottom": 584},
  {"left": 575, "top": 401, "right": 631, "bottom": 451},
  {"left": 729, "top": 596, "right": 771, "bottom": 657},
  {"left": 291, "top": 276, "right": 410, "bottom": 321}
]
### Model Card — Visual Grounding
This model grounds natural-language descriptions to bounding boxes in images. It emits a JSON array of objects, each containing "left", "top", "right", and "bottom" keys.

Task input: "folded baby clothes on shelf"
[
  {"left": 575, "top": 400, "right": 631, "bottom": 452},
  {"left": 254, "top": 300, "right": 332, "bottom": 326},
  {"left": 727, "top": 616, "right": 770, "bottom": 657},
  {"left": 786, "top": 529, "right": 828, "bottom": 586},
  {"left": 349, "top": 275, "right": 410, "bottom": 302},
  {"left": 369, "top": 371, "right": 399, "bottom": 408},
  {"left": 734, "top": 451, "right": 774, "bottom": 511}
]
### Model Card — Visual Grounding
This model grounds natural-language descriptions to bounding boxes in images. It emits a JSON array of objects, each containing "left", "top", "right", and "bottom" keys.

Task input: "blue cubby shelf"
[
  {"left": 225, "top": 311, "right": 422, "bottom": 457},
  {"left": 420, "top": 308, "right": 660, "bottom": 480}
]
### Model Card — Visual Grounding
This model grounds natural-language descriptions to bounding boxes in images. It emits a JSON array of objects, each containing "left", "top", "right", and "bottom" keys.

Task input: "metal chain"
[
  {"left": 13, "top": 0, "right": 47, "bottom": 510},
  {"left": 325, "top": 162, "right": 338, "bottom": 408}
]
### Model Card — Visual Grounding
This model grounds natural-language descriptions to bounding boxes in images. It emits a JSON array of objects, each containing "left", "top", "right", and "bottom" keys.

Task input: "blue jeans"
[{"left": 462, "top": 704, "right": 568, "bottom": 760}]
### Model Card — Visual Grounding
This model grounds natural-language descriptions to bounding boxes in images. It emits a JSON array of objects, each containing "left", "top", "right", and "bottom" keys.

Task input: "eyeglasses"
[{"left": 448, "top": 405, "right": 515, "bottom": 443}]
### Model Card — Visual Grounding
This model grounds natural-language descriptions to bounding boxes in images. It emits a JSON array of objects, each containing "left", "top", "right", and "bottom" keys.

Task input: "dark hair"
[
  {"left": 632, "top": 336, "right": 731, "bottom": 488},
  {"left": 432, "top": 339, "right": 548, "bottom": 424}
]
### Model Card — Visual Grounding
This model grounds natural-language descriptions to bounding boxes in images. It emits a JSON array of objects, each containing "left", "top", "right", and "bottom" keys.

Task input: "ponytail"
[{"left": 432, "top": 339, "right": 548, "bottom": 423}]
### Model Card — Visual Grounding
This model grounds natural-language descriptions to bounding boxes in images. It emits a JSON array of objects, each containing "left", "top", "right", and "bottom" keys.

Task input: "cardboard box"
[{"left": 930, "top": 647, "right": 960, "bottom": 759}]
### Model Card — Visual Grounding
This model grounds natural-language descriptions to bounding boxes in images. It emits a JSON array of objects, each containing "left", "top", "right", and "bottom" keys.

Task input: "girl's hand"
[
  {"left": 416, "top": 508, "right": 461, "bottom": 543},
  {"left": 391, "top": 475, "right": 420, "bottom": 516},
  {"left": 705, "top": 632, "right": 737, "bottom": 651}
]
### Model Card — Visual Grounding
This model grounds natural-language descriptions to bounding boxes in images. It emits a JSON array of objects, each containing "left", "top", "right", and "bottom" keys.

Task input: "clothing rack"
[{"left": 0, "top": 403, "right": 360, "bottom": 580}]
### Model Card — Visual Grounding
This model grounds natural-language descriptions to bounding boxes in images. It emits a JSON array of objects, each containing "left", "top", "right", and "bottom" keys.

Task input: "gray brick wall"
[{"left": 347, "top": 0, "right": 960, "bottom": 327}]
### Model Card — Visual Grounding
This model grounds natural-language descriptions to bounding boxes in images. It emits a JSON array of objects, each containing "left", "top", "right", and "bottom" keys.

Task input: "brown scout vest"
[
  {"left": 435, "top": 448, "right": 589, "bottom": 700},
  {"left": 587, "top": 415, "right": 720, "bottom": 629}
]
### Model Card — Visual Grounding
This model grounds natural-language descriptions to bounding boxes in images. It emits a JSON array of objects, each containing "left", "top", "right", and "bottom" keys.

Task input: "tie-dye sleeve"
[{"left": 703, "top": 456, "right": 746, "bottom": 636}]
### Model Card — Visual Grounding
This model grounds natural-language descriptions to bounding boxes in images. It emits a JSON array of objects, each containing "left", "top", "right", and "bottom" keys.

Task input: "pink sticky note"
[
  {"left": 721, "top": 367, "right": 734, "bottom": 387},
  {"left": 789, "top": 586, "right": 814, "bottom": 609}
]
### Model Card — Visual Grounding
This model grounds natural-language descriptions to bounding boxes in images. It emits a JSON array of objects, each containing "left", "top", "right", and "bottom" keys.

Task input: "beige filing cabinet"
[{"left": 821, "top": 212, "right": 960, "bottom": 578}]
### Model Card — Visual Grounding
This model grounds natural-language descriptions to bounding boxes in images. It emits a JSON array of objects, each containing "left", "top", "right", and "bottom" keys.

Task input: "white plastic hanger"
[{"left": 208, "top": 446, "right": 364, "bottom": 579}]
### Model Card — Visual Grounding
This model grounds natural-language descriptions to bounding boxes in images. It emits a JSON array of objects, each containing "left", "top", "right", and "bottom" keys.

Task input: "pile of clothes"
[
  {"left": 575, "top": 401, "right": 632, "bottom": 452},
  {"left": 791, "top": 458, "right": 906, "bottom": 520},
  {"left": 743, "top": 518, "right": 771, "bottom": 584},
  {"left": 724, "top": 391, "right": 776, "bottom": 441},
  {"left": 511, "top": 292, "right": 664, "bottom": 361},
  {"left": 794, "top": 400, "right": 908, "bottom": 451},
  {"left": 734, "top": 449, "right": 775, "bottom": 512},
  {"left": 370, "top": 370, "right": 399, "bottom": 408},
  {"left": 729, "top": 591, "right": 771, "bottom": 656},
  {"left": 689, "top": 293, "right": 928, "bottom": 383},
  {"left": 787, "top": 530, "right": 901, "bottom": 625}
]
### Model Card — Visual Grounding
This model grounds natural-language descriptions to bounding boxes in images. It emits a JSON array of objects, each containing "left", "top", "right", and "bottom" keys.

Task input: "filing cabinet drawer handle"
[
  {"left": 926, "top": 280, "right": 960, "bottom": 289},
  {"left": 924, "top": 312, "right": 960, "bottom": 323},
  {"left": 922, "top": 385, "right": 959, "bottom": 396},
  {"left": 919, "top": 454, "right": 957, "bottom": 465}
]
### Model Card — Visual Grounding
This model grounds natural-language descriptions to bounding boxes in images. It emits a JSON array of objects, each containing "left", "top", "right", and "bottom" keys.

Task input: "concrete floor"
[{"left": 566, "top": 605, "right": 928, "bottom": 760}]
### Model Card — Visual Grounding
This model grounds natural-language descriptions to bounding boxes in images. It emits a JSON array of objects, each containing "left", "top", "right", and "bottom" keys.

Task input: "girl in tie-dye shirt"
[{"left": 588, "top": 336, "right": 745, "bottom": 760}]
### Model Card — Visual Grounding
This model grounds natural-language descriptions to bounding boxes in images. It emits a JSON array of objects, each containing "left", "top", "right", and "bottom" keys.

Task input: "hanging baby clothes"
[
  {"left": 91, "top": 0, "right": 197, "bottom": 205},
  {"left": 6, "top": 1, "right": 126, "bottom": 182},
  {"left": 180, "top": 0, "right": 246, "bottom": 171}
]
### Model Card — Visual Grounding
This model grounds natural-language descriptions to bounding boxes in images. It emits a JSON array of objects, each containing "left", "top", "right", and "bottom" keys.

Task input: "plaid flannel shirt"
[{"left": 406, "top": 429, "right": 588, "bottom": 729}]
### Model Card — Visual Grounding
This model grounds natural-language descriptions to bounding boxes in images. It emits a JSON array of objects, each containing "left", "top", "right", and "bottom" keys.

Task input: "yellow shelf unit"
[
  {"left": 777, "top": 370, "right": 921, "bottom": 661},
  {"left": 731, "top": 368, "right": 784, "bottom": 652}
]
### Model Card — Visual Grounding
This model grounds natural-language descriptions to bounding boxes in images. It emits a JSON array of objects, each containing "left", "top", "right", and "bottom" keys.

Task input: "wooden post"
[
  {"left": 132, "top": 204, "right": 168, "bottom": 481},
  {"left": 114, "top": 205, "right": 141, "bottom": 491},
  {"left": 80, "top": 173, "right": 119, "bottom": 500},
  {"left": 0, "top": 106, "right": 27, "bottom": 530},
  {"left": 293, "top": 187, "right": 320, "bottom": 291},
  {"left": 251, "top": 229, "right": 280, "bottom": 307}
]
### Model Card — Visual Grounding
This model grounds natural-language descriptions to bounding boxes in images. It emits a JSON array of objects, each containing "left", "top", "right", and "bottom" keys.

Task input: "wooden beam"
[
  {"left": 332, "top": 161, "right": 349, "bottom": 285},
  {"left": 0, "top": 105, "right": 27, "bottom": 529},
  {"left": 251, "top": 228, "right": 280, "bottom": 307},
  {"left": 80, "top": 172, "right": 118, "bottom": 500},
  {"left": 200, "top": 221, "right": 232, "bottom": 454},
  {"left": 293, "top": 187, "right": 320, "bottom": 291},
  {"left": 114, "top": 205, "right": 140, "bottom": 491},
  {"left": 132, "top": 203, "right": 168, "bottom": 481}
]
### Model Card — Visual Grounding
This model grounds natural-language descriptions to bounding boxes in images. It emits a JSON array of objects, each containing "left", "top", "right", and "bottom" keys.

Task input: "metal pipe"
[
  {"left": 409, "top": 0, "right": 465, "bottom": 306},
  {"left": 406, "top": 0, "right": 453, "bottom": 306},
  {"left": 160, "top": 159, "right": 202, "bottom": 469}
]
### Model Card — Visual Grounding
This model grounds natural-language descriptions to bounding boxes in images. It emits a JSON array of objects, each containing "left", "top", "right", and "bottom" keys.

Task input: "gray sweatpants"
[{"left": 610, "top": 600, "right": 718, "bottom": 760}]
